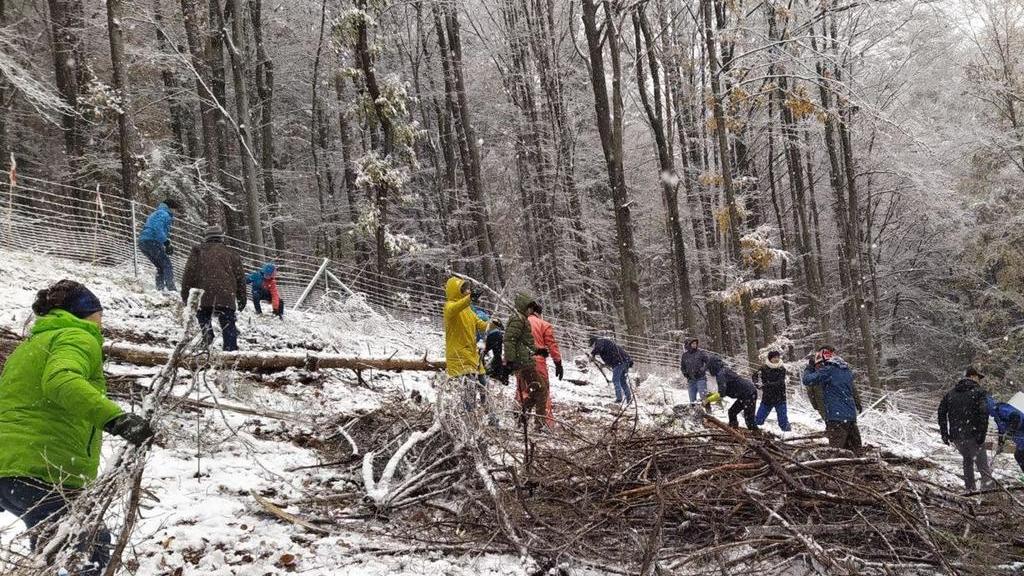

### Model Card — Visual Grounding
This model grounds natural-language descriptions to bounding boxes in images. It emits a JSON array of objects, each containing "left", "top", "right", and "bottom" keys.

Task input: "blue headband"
[{"left": 64, "top": 287, "right": 103, "bottom": 319}]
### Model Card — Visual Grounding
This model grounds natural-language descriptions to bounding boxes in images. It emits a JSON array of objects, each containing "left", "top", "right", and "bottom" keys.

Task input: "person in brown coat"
[{"left": 181, "top": 225, "right": 246, "bottom": 351}]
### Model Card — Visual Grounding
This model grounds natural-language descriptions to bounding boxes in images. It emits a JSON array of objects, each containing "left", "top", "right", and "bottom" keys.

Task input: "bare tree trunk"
[
  {"left": 47, "top": 0, "right": 88, "bottom": 193},
  {"left": 248, "top": 0, "right": 284, "bottom": 251},
  {"left": 433, "top": 1, "right": 502, "bottom": 287},
  {"left": 0, "top": 0, "right": 9, "bottom": 166},
  {"left": 224, "top": 0, "right": 265, "bottom": 257},
  {"left": 633, "top": 4, "right": 695, "bottom": 333},
  {"left": 334, "top": 72, "right": 367, "bottom": 264},
  {"left": 180, "top": 0, "right": 222, "bottom": 218},
  {"left": 581, "top": 0, "right": 644, "bottom": 339},
  {"left": 310, "top": 0, "right": 330, "bottom": 256},
  {"left": 154, "top": 0, "right": 197, "bottom": 158},
  {"left": 702, "top": 0, "right": 757, "bottom": 364},
  {"left": 105, "top": 0, "right": 136, "bottom": 204}
]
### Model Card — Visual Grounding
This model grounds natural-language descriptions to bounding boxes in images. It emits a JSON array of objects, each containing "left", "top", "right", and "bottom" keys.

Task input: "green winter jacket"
[
  {"left": 503, "top": 294, "right": 536, "bottom": 370},
  {"left": 0, "top": 310, "right": 123, "bottom": 488}
]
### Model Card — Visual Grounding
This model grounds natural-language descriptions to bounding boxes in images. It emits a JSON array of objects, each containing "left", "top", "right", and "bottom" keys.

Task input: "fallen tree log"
[
  {"left": 2, "top": 332, "right": 446, "bottom": 372},
  {"left": 104, "top": 342, "right": 446, "bottom": 372}
]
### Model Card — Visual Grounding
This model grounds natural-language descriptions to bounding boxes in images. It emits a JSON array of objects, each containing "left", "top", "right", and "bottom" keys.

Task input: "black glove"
[
  {"left": 237, "top": 295, "right": 247, "bottom": 311},
  {"left": 941, "top": 434, "right": 949, "bottom": 446},
  {"left": 104, "top": 413, "right": 155, "bottom": 445},
  {"left": 554, "top": 361, "right": 564, "bottom": 380},
  {"left": 534, "top": 347, "right": 549, "bottom": 358},
  {"left": 164, "top": 241, "right": 173, "bottom": 256},
  {"left": 807, "top": 358, "right": 817, "bottom": 372},
  {"left": 628, "top": 359, "right": 635, "bottom": 368}
]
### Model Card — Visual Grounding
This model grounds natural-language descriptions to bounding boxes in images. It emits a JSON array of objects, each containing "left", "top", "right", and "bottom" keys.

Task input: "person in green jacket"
[
  {"left": 504, "top": 293, "right": 547, "bottom": 431},
  {"left": 0, "top": 280, "right": 154, "bottom": 575}
]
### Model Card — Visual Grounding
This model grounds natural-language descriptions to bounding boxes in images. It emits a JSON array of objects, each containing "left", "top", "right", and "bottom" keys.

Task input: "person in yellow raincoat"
[{"left": 443, "top": 277, "right": 495, "bottom": 423}]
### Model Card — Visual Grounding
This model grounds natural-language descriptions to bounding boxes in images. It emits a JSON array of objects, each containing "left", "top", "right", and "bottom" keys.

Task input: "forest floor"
[{"left": 0, "top": 249, "right": 1021, "bottom": 575}]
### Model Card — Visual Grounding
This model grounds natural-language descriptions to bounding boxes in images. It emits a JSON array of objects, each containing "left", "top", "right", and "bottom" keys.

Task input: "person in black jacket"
[
  {"left": 707, "top": 356, "right": 758, "bottom": 430},
  {"left": 482, "top": 320, "right": 507, "bottom": 385},
  {"left": 753, "top": 350, "right": 790, "bottom": 431},
  {"left": 589, "top": 335, "right": 633, "bottom": 405},
  {"left": 680, "top": 338, "right": 711, "bottom": 403},
  {"left": 937, "top": 367, "right": 994, "bottom": 491}
]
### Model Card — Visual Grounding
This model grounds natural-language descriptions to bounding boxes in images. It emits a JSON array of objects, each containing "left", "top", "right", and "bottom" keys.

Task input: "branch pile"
[{"left": 318, "top": 403, "right": 1024, "bottom": 575}]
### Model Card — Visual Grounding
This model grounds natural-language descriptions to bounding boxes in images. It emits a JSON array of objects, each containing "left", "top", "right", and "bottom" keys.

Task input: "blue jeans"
[
  {"left": 197, "top": 306, "right": 239, "bottom": 351},
  {"left": 0, "top": 476, "right": 110, "bottom": 575},
  {"left": 687, "top": 377, "right": 707, "bottom": 403},
  {"left": 251, "top": 287, "right": 284, "bottom": 317},
  {"left": 612, "top": 362, "right": 631, "bottom": 403},
  {"left": 755, "top": 401, "right": 791, "bottom": 431},
  {"left": 139, "top": 239, "right": 175, "bottom": 291}
]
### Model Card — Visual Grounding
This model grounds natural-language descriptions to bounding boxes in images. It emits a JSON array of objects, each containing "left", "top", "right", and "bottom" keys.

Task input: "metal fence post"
[{"left": 130, "top": 200, "right": 139, "bottom": 278}]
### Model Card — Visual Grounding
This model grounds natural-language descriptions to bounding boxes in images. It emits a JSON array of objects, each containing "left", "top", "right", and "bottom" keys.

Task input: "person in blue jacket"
[
  {"left": 989, "top": 400, "right": 1024, "bottom": 476},
  {"left": 802, "top": 345, "right": 863, "bottom": 451},
  {"left": 138, "top": 199, "right": 181, "bottom": 292}
]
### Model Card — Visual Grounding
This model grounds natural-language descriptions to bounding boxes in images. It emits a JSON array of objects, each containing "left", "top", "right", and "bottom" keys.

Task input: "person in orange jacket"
[{"left": 527, "top": 303, "right": 562, "bottom": 428}]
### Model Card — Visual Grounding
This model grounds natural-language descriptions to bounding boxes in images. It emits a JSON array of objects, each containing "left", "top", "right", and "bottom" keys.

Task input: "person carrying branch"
[
  {"left": 505, "top": 294, "right": 549, "bottom": 431},
  {"left": 0, "top": 280, "right": 154, "bottom": 575},
  {"left": 937, "top": 367, "right": 994, "bottom": 491},
  {"left": 989, "top": 399, "right": 1024, "bottom": 480},
  {"left": 247, "top": 263, "right": 284, "bottom": 319},
  {"left": 443, "top": 277, "right": 495, "bottom": 425},
  {"left": 802, "top": 345, "right": 864, "bottom": 452},
  {"left": 588, "top": 335, "right": 633, "bottom": 407},
  {"left": 181, "top": 225, "right": 247, "bottom": 352},
  {"left": 705, "top": 356, "right": 759, "bottom": 431},
  {"left": 528, "top": 303, "right": 563, "bottom": 427},
  {"left": 137, "top": 198, "right": 181, "bottom": 292},
  {"left": 753, "top": 350, "right": 790, "bottom": 432}
]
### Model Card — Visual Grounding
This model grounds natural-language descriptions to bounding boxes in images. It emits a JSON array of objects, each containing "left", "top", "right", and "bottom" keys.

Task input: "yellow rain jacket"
[{"left": 443, "top": 277, "right": 489, "bottom": 377}]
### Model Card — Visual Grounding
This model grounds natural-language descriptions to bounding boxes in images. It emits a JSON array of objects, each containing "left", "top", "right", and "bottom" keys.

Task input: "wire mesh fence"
[{"left": 0, "top": 176, "right": 939, "bottom": 420}]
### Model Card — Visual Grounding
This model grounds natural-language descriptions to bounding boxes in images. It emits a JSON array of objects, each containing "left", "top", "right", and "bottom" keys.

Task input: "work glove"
[
  {"left": 554, "top": 361, "right": 564, "bottom": 380},
  {"left": 104, "top": 413, "right": 155, "bottom": 445},
  {"left": 534, "top": 347, "right": 549, "bottom": 358},
  {"left": 164, "top": 240, "right": 173, "bottom": 256}
]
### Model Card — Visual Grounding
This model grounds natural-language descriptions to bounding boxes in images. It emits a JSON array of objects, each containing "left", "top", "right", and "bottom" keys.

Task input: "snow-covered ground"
[{"left": 0, "top": 249, "right": 1018, "bottom": 575}]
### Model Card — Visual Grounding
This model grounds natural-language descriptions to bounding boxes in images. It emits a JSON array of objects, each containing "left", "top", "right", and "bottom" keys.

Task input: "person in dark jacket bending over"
[
  {"left": 989, "top": 399, "right": 1024, "bottom": 478},
  {"left": 137, "top": 198, "right": 181, "bottom": 292},
  {"left": 0, "top": 280, "right": 154, "bottom": 575},
  {"left": 680, "top": 338, "right": 711, "bottom": 404},
  {"left": 753, "top": 350, "right": 790, "bottom": 432},
  {"left": 246, "top": 263, "right": 284, "bottom": 318},
  {"left": 589, "top": 335, "right": 633, "bottom": 406},
  {"left": 706, "top": 356, "right": 759, "bottom": 430},
  {"left": 181, "top": 225, "right": 247, "bottom": 351},
  {"left": 482, "top": 320, "right": 507, "bottom": 385},
  {"left": 802, "top": 345, "right": 863, "bottom": 451},
  {"left": 937, "top": 367, "right": 994, "bottom": 491}
]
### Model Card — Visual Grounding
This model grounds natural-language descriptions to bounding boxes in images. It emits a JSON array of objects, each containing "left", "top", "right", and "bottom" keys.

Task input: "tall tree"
[
  {"left": 581, "top": 0, "right": 644, "bottom": 339},
  {"left": 105, "top": 0, "right": 136, "bottom": 203}
]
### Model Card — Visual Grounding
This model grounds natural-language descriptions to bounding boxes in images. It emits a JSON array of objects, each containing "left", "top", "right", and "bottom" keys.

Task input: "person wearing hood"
[
  {"left": 137, "top": 198, "right": 181, "bottom": 292},
  {"left": 679, "top": 338, "right": 711, "bottom": 403},
  {"left": 753, "top": 350, "right": 790, "bottom": 432},
  {"left": 181, "top": 225, "right": 247, "bottom": 351},
  {"left": 504, "top": 294, "right": 548, "bottom": 429},
  {"left": 989, "top": 399, "right": 1024, "bottom": 477},
  {"left": 706, "top": 356, "right": 758, "bottom": 430},
  {"left": 589, "top": 336, "right": 633, "bottom": 406},
  {"left": 528, "top": 304, "right": 562, "bottom": 427},
  {"left": 0, "top": 280, "right": 154, "bottom": 575},
  {"left": 937, "top": 367, "right": 994, "bottom": 491},
  {"left": 442, "top": 277, "right": 495, "bottom": 422},
  {"left": 247, "top": 263, "right": 284, "bottom": 318},
  {"left": 802, "top": 345, "right": 863, "bottom": 451}
]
